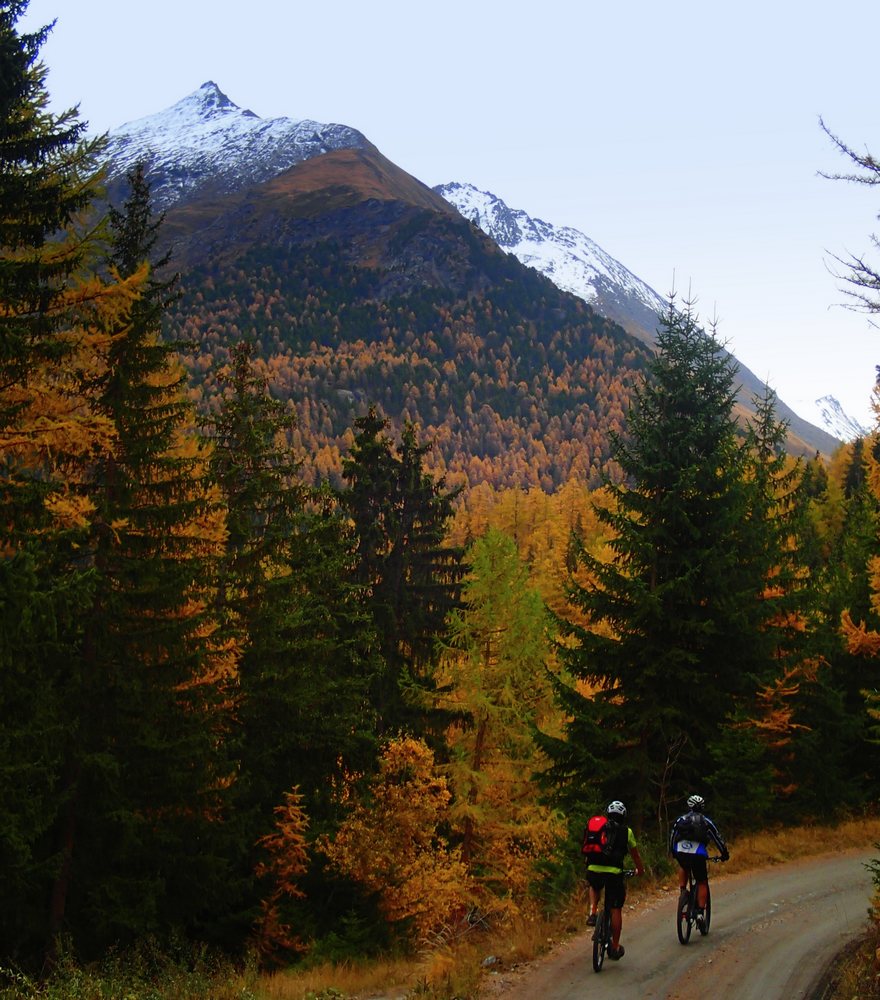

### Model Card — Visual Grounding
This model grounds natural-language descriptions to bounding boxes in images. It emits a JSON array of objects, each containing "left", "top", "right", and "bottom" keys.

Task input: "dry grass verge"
[{"left": 256, "top": 816, "right": 880, "bottom": 1000}]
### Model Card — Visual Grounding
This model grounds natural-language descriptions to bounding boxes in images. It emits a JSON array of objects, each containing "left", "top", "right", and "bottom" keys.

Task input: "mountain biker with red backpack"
[
  {"left": 669, "top": 794, "right": 729, "bottom": 925},
  {"left": 582, "top": 800, "right": 645, "bottom": 961}
]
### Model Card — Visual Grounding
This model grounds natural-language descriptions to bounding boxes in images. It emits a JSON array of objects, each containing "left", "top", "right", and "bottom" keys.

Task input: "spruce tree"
[
  {"left": 0, "top": 3, "right": 126, "bottom": 964},
  {"left": 205, "top": 342, "right": 379, "bottom": 933},
  {"left": 42, "top": 163, "right": 238, "bottom": 957},
  {"left": 543, "top": 301, "right": 767, "bottom": 829},
  {"left": 340, "top": 407, "right": 464, "bottom": 738}
]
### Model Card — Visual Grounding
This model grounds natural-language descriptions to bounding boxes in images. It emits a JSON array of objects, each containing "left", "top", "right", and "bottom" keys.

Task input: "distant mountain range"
[
  {"left": 98, "top": 83, "right": 848, "bottom": 486},
  {"left": 435, "top": 182, "right": 865, "bottom": 447},
  {"left": 434, "top": 182, "right": 667, "bottom": 346}
]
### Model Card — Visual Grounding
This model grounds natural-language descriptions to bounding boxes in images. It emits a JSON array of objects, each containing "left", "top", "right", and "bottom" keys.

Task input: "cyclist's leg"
[
  {"left": 674, "top": 854, "right": 690, "bottom": 911},
  {"left": 586, "top": 871, "right": 602, "bottom": 924},
  {"left": 691, "top": 857, "right": 709, "bottom": 909},
  {"left": 607, "top": 874, "right": 626, "bottom": 950}
]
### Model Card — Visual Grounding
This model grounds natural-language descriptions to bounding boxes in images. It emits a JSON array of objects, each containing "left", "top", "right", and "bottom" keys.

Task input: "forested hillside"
[
  {"left": 166, "top": 222, "right": 647, "bottom": 489},
  {"left": 2, "top": 4, "right": 880, "bottom": 993}
]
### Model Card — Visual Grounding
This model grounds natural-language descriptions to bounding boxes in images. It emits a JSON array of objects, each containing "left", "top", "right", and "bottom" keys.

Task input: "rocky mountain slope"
[
  {"left": 435, "top": 183, "right": 848, "bottom": 450},
  {"left": 100, "top": 84, "right": 843, "bottom": 483},
  {"left": 103, "top": 81, "right": 371, "bottom": 210}
]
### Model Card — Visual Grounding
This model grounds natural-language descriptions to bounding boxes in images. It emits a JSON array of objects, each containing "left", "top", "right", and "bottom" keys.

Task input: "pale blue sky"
[{"left": 21, "top": 0, "right": 880, "bottom": 426}]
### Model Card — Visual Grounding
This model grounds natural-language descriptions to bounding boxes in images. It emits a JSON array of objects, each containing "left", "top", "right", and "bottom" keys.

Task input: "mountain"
[
  {"left": 434, "top": 182, "right": 667, "bottom": 345},
  {"left": 103, "top": 81, "right": 371, "bottom": 210},
  {"left": 99, "top": 85, "right": 841, "bottom": 489},
  {"left": 797, "top": 395, "right": 869, "bottom": 442},
  {"left": 436, "top": 182, "right": 844, "bottom": 456}
]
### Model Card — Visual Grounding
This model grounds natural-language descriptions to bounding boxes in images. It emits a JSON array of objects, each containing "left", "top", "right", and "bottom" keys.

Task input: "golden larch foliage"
[{"left": 320, "top": 737, "right": 475, "bottom": 943}]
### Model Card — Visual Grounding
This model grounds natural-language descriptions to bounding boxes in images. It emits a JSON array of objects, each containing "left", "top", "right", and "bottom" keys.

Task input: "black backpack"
[{"left": 676, "top": 810, "right": 707, "bottom": 844}]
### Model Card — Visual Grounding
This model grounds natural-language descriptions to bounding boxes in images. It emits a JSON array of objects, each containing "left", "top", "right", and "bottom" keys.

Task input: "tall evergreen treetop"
[
  {"left": 543, "top": 301, "right": 769, "bottom": 827},
  {"left": 340, "top": 406, "right": 464, "bottom": 738}
]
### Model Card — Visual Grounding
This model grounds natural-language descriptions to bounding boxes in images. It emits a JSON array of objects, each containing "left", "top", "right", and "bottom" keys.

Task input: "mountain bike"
[
  {"left": 676, "top": 857, "right": 723, "bottom": 944},
  {"left": 592, "top": 870, "right": 636, "bottom": 972}
]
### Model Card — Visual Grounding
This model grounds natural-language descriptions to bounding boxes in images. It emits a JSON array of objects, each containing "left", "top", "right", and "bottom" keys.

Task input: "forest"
[{"left": 2, "top": 0, "right": 880, "bottom": 990}]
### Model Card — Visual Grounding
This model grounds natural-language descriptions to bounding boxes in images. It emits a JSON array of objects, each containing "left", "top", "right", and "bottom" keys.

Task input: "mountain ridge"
[
  {"left": 100, "top": 84, "right": 844, "bottom": 480},
  {"left": 435, "top": 182, "right": 850, "bottom": 450}
]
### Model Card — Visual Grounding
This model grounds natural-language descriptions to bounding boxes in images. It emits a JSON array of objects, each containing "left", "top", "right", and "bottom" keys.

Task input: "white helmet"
[
  {"left": 606, "top": 800, "right": 627, "bottom": 818},
  {"left": 687, "top": 794, "right": 705, "bottom": 812}
]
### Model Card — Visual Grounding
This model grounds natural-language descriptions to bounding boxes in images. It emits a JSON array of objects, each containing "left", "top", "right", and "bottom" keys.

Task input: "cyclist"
[
  {"left": 585, "top": 800, "right": 645, "bottom": 961},
  {"left": 669, "top": 793, "right": 729, "bottom": 927}
]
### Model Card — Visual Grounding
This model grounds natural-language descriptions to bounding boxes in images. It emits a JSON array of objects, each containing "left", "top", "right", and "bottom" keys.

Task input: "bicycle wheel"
[
  {"left": 592, "top": 911, "right": 608, "bottom": 972},
  {"left": 699, "top": 883, "right": 711, "bottom": 935},
  {"left": 676, "top": 883, "right": 693, "bottom": 945}
]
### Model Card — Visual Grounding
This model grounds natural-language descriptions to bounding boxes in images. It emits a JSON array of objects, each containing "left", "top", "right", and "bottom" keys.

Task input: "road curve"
[{"left": 490, "top": 848, "right": 873, "bottom": 1000}]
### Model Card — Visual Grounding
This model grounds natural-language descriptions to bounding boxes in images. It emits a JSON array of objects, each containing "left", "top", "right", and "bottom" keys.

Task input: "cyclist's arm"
[
  {"left": 706, "top": 818, "right": 729, "bottom": 859},
  {"left": 629, "top": 844, "right": 645, "bottom": 876}
]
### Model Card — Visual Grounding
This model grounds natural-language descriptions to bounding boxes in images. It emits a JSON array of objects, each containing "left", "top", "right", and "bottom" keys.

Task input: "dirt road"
[{"left": 487, "top": 848, "right": 874, "bottom": 1000}]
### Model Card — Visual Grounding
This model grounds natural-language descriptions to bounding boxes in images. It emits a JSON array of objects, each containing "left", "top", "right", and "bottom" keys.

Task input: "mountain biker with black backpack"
[
  {"left": 582, "top": 800, "right": 645, "bottom": 961},
  {"left": 669, "top": 794, "right": 729, "bottom": 925}
]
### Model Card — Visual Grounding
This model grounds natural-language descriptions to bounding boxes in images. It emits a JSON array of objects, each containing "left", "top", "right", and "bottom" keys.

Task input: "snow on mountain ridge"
[
  {"left": 799, "top": 395, "right": 869, "bottom": 443},
  {"left": 438, "top": 183, "right": 868, "bottom": 445},
  {"left": 105, "top": 81, "right": 370, "bottom": 209},
  {"left": 435, "top": 181, "right": 667, "bottom": 323}
]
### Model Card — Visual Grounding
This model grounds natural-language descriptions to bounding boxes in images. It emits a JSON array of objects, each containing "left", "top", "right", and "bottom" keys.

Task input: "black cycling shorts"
[
  {"left": 586, "top": 870, "right": 627, "bottom": 909},
  {"left": 674, "top": 852, "right": 708, "bottom": 882}
]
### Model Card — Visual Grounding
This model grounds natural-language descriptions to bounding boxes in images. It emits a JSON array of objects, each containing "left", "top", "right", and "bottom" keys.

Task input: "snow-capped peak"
[
  {"left": 105, "top": 82, "right": 369, "bottom": 209},
  {"left": 435, "top": 181, "right": 667, "bottom": 342},
  {"left": 793, "top": 395, "right": 870, "bottom": 443}
]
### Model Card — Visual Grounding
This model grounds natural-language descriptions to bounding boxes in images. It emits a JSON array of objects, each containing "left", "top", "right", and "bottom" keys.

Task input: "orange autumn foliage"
[
  {"left": 254, "top": 789, "right": 310, "bottom": 960},
  {"left": 320, "top": 737, "right": 474, "bottom": 942}
]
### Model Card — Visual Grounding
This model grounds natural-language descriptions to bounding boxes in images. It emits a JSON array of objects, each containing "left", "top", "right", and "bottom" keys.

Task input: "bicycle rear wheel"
[
  {"left": 592, "top": 911, "right": 608, "bottom": 972},
  {"left": 676, "top": 884, "right": 693, "bottom": 945}
]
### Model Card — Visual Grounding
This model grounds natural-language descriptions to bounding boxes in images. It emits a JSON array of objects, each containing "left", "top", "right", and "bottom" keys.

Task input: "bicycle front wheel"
[
  {"left": 592, "top": 912, "right": 608, "bottom": 972},
  {"left": 676, "top": 888, "right": 693, "bottom": 945}
]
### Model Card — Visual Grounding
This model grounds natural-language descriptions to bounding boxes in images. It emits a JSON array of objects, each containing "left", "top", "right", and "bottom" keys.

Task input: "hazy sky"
[{"left": 21, "top": 0, "right": 880, "bottom": 426}]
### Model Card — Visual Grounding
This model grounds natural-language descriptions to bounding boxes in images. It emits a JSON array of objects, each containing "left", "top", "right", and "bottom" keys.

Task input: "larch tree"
[
  {"left": 438, "top": 528, "right": 563, "bottom": 911},
  {"left": 819, "top": 119, "right": 880, "bottom": 316},
  {"left": 320, "top": 736, "right": 473, "bottom": 944}
]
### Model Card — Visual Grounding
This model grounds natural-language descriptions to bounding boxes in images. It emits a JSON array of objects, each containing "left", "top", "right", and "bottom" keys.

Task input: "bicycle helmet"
[
  {"left": 686, "top": 794, "right": 705, "bottom": 812},
  {"left": 606, "top": 800, "right": 627, "bottom": 818}
]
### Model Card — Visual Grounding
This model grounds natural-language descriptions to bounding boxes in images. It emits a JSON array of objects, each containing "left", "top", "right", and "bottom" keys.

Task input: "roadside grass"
[
  {"left": 827, "top": 920, "right": 880, "bottom": 999},
  {"left": 257, "top": 815, "right": 880, "bottom": 1000},
  {"left": 6, "top": 817, "right": 880, "bottom": 1000}
]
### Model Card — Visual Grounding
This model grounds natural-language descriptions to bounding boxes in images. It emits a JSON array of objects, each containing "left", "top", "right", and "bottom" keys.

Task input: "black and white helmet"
[
  {"left": 687, "top": 794, "right": 705, "bottom": 812},
  {"left": 606, "top": 800, "right": 627, "bottom": 818}
]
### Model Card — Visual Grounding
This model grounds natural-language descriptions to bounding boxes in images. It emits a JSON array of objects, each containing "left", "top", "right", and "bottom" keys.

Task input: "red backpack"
[{"left": 582, "top": 815, "right": 626, "bottom": 866}]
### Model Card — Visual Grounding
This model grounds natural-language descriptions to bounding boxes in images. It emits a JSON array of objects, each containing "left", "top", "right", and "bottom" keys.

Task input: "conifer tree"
[
  {"left": 542, "top": 301, "right": 770, "bottom": 829},
  {"left": 205, "top": 341, "right": 380, "bottom": 934},
  {"left": 0, "top": 3, "right": 134, "bottom": 963},
  {"left": 721, "top": 385, "right": 835, "bottom": 821},
  {"left": 340, "top": 407, "right": 464, "bottom": 737},
  {"left": 438, "top": 528, "right": 563, "bottom": 907},
  {"left": 41, "top": 163, "right": 238, "bottom": 956}
]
